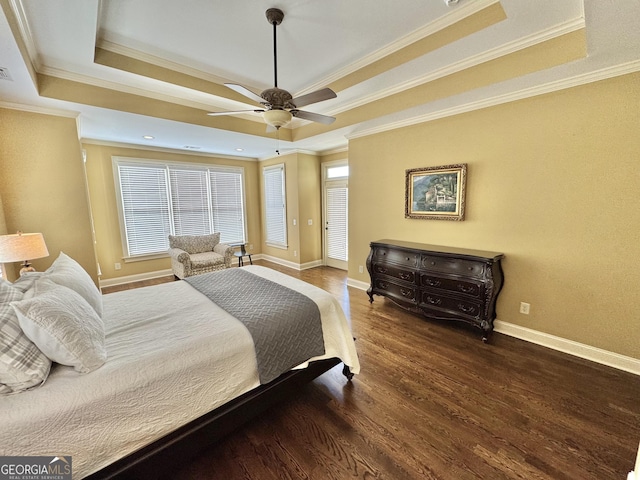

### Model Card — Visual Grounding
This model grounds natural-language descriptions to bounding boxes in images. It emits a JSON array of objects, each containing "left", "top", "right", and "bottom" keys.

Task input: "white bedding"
[{"left": 0, "top": 266, "right": 359, "bottom": 479}]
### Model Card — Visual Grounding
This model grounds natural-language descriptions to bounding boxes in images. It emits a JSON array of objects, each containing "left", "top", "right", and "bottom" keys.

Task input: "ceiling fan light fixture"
[{"left": 263, "top": 109, "right": 292, "bottom": 129}]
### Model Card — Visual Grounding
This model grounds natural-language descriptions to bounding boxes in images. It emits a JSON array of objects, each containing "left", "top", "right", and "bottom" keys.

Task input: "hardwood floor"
[{"left": 104, "top": 261, "right": 640, "bottom": 479}]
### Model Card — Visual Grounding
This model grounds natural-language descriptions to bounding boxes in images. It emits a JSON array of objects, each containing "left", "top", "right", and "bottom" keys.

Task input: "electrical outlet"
[
  {"left": 293, "top": 218, "right": 297, "bottom": 226},
  {"left": 358, "top": 265, "right": 364, "bottom": 273},
  {"left": 249, "top": 244, "right": 253, "bottom": 251},
  {"left": 293, "top": 250, "right": 297, "bottom": 257},
  {"left": 308, "top": 219, "right": 313, "bottom": 226},
  {"left": 519, "top": 302, "right": 530, "bottom": 315},
  {"left": 114, "top": 262, "right": 121, "bottom": 270}
]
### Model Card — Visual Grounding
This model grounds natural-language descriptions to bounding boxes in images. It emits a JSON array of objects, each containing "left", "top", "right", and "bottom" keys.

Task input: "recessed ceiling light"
[
  {"left": 142, "top": 135, "right": 154, "bottom": 140},
  {"left": 235, "top": 148, "right": 244, "bottom": 152}
]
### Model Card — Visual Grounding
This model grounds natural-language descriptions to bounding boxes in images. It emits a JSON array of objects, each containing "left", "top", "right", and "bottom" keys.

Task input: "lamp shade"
[
  {"left": 263, "top": 109, "right": 292, "bottom": 129},
  {"left": 0, "top": 232, "right": 49, "bottom": 263}
]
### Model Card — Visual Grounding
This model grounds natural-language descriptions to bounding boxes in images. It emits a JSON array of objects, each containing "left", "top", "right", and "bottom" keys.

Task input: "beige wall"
[
  {"left": 259, "top": 152, "right": 322, "bottom": 266},
  {"left": 82, "top": 143, "right": 262, "bottom": 281},
  {"left": 0, "top": 108, "right": 97, "bottom": 282},
  {"left": 296, "top": 153, "right": 322, "bottom": 264},
  {"left": 348, "top": 72, "right": 640, "bottom": 359}
]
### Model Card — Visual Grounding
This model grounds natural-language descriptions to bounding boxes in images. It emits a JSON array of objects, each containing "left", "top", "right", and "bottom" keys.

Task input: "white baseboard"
[
  {"left": 259, "top": 255, "right": 323, "bottom": 271},
  {"left": 347, "top": 277, "right": 370, "bottom": 291},
  {"left": 347, "top": 277, "right": 639, "bottom": 376},
  {"left": 493, "top": 320, "right": 640, "bottom": 376},
  {"left": 99, "top": 268, "right": 174, "bottom": 288}
]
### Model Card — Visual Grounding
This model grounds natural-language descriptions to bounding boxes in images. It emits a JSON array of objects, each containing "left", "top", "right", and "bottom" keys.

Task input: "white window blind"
[
  {"left": 263, "top": 164, "right": 287, "bottom": 247},
  {"left": 326, "top": 186, "right": 348, "bottom": 261},
  {"left": 209, "top": 169, "right": 245, "bottom": 244},
  {"left": 115, "top": 159, "right": 246, "bottom": 258},
  {"left": 169, "top": 168, "right": 211, "bottom": 236},
  {"left": 118, "top": 163, "right": 172, "bottom": 256}
]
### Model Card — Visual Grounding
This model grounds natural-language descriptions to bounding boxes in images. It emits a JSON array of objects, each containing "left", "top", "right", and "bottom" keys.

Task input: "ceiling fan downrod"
[{"left": 266, "top": 8, "right": 284, "bottom": 88}]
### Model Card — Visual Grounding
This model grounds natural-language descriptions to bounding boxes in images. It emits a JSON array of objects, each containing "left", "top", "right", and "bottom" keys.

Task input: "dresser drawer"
[
  {"left": 373, "top": 278, "right": 418, "bottom": 304},
  {"left": 373, "top": 247, "right": 419, "bottom": 268},
  {"left": 419, "top": 274, "right": 482, "bottom": 298},
  {"left": 372, "top": 263, "right": 417, "bottom": 284},
  {"left": 420, "top": 291, "right": 482, "bottom": 319},
  {"left": 421, "top": 255, "right": 485, "bottom": 278}
]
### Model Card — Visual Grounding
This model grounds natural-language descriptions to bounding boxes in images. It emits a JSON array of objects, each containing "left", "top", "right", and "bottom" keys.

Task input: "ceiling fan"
[{"left": 207, "top": 8, "right": 337, "bottom": 130}]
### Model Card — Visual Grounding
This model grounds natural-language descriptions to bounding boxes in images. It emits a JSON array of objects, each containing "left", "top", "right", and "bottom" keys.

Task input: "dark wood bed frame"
[{"left": 85, "top": 358, "right": 352, "bottom": 480}]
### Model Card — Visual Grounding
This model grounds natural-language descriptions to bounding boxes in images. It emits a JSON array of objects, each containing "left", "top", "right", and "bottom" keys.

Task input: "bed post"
[{"left": 342, "top": 364, "right": 354, "bottom": 381}]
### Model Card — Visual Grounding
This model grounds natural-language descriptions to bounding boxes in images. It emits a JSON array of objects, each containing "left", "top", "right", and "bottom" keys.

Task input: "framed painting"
[{"left": 405, "top": 164, "right": 467, "bottom": 220}]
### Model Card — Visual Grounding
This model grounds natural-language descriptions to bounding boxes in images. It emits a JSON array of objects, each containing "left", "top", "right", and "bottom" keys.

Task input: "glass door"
[{"left": 323, "top": 163, "right": 348, "bottom": 270}]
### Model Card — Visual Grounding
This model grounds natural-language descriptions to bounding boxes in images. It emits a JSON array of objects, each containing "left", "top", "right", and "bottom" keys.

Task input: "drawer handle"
[
  {"left": 426, "top": 296, "right": 442, "bottom": 305},
  {"left": 398, "top": 272, "right": 412, "bottom": 280},
  {"left": 425, "top": 279, "right": 441, "bottom": 287},
  {"left": 400, "top": 288, "right": 413, "bottom": 298},
  {"left": 457, "top": 285, "right": 475, "bottom": 293},
  {"left": 458, "top": 304, "right": 476, "bottom": 313},
  {"left": 379, "top": 281, "right": 389, "bottom": 289},
  {"left": 377, "top": 266, "right": 388, "bottom": 274},
  {"left": 430, "top": 261, "right": 436, "bottom": 266}
]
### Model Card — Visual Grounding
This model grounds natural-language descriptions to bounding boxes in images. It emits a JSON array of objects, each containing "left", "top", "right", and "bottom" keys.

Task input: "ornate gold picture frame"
[{"left": 405, "top": 164, "right": 467, "bottom": 220}]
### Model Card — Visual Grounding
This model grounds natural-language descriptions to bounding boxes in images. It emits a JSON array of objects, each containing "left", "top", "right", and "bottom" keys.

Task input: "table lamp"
[{"left": 0, "top": 232, "right": 50, "bottom": 275}]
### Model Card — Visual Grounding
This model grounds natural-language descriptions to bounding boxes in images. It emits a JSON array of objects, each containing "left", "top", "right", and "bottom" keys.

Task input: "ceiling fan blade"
[
  {"left": 291, "top": 109, "right": 336, "bottom": 125},
  {"left": 207, "top": 109, "right": 265, "bottom": 116},
  {"left": 224, "top": 83, "right": 266, "bottom": 104},
  {"left": 290, "top": 88, "right": 337, "bottom": 108}
]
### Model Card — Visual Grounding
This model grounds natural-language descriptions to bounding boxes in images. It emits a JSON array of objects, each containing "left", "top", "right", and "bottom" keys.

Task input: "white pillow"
[
  {"left": 11, "top": 285, "right": 107, "bottom": 373},
  {"left": 45, "top": 252, "right": 103, "bottom": 317}
]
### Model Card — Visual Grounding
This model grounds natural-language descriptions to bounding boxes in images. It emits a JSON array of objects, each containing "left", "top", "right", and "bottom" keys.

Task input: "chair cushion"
[
  {"left": 189, "top": 251, "right": 225, "bottom": 268},
  {"left": 168, "top": 233, "right": 220, "bottom": 254}
]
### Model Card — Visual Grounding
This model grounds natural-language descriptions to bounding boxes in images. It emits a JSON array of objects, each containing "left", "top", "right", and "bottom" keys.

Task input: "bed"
[{"left": 0, "top": 260, "right": 359, "bottom": 479}]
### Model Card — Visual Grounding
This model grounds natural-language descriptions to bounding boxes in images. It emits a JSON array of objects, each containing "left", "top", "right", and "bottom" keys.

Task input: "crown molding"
[
  {"left": 9, "top": 0, "right": 40, "bottom": 70},
  {"left": 258, "top": 148, "right": 319, "bottom": 162},
  {"left": 36, "top": 65, "right": 264, "bottom": 120},
  {"left": 0, "top": 100, "right": 79, "bottom": 118},
  {"left": 331, "top": 16, "right": 586, "bottom": 116},
  {"left": 300, "top": 0, "right": 501, "bottom": 96},
  {"left": 96, "top": 40, "right": 235, "bottom": 87},
  {"left": 80, "top": 138, "right": 259, "bottom": 161},
  {"left": 347, "top": 59, "right": 640, "bottom": 141},
  {"left": 320, "top": 146, "right": 349, "bottom": 157}
]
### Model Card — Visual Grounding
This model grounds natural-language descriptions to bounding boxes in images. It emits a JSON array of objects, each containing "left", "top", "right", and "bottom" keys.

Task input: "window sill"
[{"left": 123, "top": 252, "right": 169, "bottom": 263}]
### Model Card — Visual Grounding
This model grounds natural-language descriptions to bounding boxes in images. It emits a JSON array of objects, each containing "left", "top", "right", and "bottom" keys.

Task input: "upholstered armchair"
[{"left": 168, "top": 233, "right": 233, "bottom": 279}]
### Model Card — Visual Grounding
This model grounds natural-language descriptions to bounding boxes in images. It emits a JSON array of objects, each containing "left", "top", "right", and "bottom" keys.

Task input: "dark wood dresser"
[{"left": 366, "top": 239, "right": 504, "bottom": 341}]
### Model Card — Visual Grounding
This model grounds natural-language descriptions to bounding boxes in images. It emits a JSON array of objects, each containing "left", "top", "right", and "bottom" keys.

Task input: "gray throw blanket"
[{"left": 185, "top": 268, "right": 325, "bottom": 384}]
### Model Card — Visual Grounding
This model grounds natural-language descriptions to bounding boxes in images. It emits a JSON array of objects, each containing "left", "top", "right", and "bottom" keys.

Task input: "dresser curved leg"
[{"left": 481, "top": 320, "right": 493, "bottom": 343}]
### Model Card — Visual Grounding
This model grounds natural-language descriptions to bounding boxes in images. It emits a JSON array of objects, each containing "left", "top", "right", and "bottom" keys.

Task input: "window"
[
  {"left": 263, "top": 164, "right": 287, "bottom": 247},
  {"left": 114, "top": 158, "right": 246, "bottom": 258},
  {"left": 326, "top": 165, "right": 349, "bottom": 179}
]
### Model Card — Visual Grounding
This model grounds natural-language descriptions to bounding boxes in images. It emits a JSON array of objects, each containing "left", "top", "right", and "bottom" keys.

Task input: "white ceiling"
[{"left": 1, "top": 0, "right": 639, "bottom": 159}]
